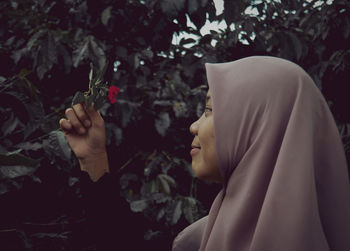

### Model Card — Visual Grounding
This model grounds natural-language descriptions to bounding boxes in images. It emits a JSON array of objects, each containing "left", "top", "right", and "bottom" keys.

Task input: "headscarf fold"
[{"left": 173, "top": 56, "right": 350, "bottom": 251}]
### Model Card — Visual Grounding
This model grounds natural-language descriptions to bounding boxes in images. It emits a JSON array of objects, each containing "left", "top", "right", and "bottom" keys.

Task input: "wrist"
[{"left": 79, "top": 151, "right": 110, "bottom": 182}]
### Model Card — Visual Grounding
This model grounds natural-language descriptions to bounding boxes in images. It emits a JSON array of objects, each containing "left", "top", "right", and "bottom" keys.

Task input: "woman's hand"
[{"left": 59, "top": 103, "right": 109, "bottom": 181}]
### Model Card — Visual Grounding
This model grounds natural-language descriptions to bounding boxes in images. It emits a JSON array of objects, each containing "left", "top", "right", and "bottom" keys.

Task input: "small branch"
[
  {"left": 117, "top": 151, "right": 142, "bottom": 173},
  {"left": 0, "top": 228, "right": 17, "bottom": 233}
]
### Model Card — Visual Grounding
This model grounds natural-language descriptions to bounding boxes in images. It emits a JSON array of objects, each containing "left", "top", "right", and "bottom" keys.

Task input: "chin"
[{"left": 192, "top": 166, "right": 217, "bottom": 182}]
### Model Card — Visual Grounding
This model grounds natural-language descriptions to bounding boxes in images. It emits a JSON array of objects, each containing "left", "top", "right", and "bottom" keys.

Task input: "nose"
[{"left": 190, "top": 119, "right": 200, "bottom": 135}]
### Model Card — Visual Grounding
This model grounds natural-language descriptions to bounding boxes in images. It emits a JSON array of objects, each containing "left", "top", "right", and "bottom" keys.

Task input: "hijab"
[{"left": 173, "top": 56, "right": 350, "bottom": 251}]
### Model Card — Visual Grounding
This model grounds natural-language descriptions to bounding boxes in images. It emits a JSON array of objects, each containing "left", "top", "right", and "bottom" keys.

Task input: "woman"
[{"left": 60, "top": 56, "right": 350, "bottom": 250}]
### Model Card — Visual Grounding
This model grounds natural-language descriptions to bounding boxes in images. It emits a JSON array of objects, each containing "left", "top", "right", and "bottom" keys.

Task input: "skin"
[
  {"left": 60, "top": 91, "right": 221, "bottom": 183},
  {"left": 59, "top": 103, "right": 109, "bottom": 182},
  {"left": 190, "top": 91, "right": 221, "bottom": 182}
]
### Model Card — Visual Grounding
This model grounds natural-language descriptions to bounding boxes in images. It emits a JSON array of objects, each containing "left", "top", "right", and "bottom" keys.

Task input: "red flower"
[{"left": 108, "top": 86, "right": 120, "bottom": 104}]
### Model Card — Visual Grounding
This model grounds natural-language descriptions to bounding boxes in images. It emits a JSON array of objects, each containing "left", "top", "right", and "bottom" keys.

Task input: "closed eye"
[{"left": 204, "top": 107, "right": 212, "bottom": 117}]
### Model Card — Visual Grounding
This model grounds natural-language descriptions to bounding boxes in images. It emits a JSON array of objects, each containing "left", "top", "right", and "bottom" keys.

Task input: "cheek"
[
  {"left": 198, "top": 120, "right": 217, "bottom": 165},
  {"left": 199, "top": 121, "right": 215, "bottom": 153}
]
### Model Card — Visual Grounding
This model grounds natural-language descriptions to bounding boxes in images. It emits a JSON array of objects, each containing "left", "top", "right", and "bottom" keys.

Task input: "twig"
[
  {"left": 117, "top": 151, "right": 142, "bottom": 173},
  {"left": 0, "top": 228, "right": 17, "bottom": 233}
]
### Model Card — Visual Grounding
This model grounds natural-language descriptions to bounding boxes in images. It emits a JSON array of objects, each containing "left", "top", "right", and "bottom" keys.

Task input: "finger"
[
  {"left": 72, "top": 103, "right": 91, "bottom": 128},
  {"left": 59, "top": 118, "right": 72, "bottom": 132},
  {"left": 85, "top": 103, "right": 104, "bottom": 124},
  {"left": 65, "top": 108, "right": 86, "bottom": 135}
]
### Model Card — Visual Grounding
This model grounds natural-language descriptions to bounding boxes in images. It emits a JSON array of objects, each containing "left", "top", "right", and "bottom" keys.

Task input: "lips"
[{"left": 190, "top": 145, "right": 201, "bottom": 156}]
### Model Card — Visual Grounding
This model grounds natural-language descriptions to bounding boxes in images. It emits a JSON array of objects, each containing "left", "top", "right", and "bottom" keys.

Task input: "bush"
[{"left": 0, "top": 0, "right": 349, "bottom": 250}]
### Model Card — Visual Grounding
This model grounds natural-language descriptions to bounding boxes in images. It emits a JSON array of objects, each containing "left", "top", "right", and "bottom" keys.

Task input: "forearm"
[{"left": 79, "top": 151, "right": 110, "bottom": 182}]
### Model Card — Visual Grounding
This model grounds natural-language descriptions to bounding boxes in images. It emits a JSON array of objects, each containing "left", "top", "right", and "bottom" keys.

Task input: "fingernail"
[{"left": 84, "top": 120, "right": 91, "bottom": 127}]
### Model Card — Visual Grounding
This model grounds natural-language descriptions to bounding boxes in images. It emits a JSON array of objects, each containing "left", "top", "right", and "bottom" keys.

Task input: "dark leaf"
[
  {"left": 157, "top": 208, "right": 165, "bottom": 221},
  {"left": 27, "top": 30, "right": 46, "bottom": 50},
  {"left": 155, "top": 112, "right": 171, "bottom": 137},
  {"left": 180, "top": 38, "right": 197, "bottom": 46},
  {"left": 112, "top": 126, "right": 123, "bottom": 146},
  {"left": 116, "top": 46, "right": 128, "bottom": 59},
  {"left": 43, "top": 130, "right": 72, "bottom": 162},
  {"left": 36, "top": 32, "right": 58, "bottom": 79},
  {"left": 72, "top": 91, "right": 86, "bottom": 106},
  {"left": 199, "top": 34, "right": 212, "bottom": 44},
  {"left": 158, "top": 174, "right": 171, "bottom": 195},
  {"left": 0, "top": 165, "right": 38, "bottom": 180},
  {"left": 183, "top": 197, "right": 196, "bottom": 223},
  {"left": 120, "top": 101, "right": 133, "bottom": 128},
  {"left": 93, "top": 93, "right": 105, "bottom": 110},
  {"left": 16, "top": 142, "right": 42, "bottom": 151},
  {"left": 223, "top": 0, "right": 245, "bottom": 25},
  {"left": 158, "top": 174, "right": 176, "bottom": 188},
  {"left": 188, "top": 0, "right": 199, "bottom": 14},
  {"left": 92, "top": 61, "right": 109, "bottom": 85},
  {"left": 101, "top": 6, "right": 113, "bottom": 26},
  {"left": 51, "top": 130, "right": 71, "bottom": 160},
  {"left": 86, "top": 94, "right": 95, "bottom": 109},
  {"left": 172, "top": 200, "right": 182, "bottom": 225},
  {"left": 130, "top": 199, "right": 148, "bottom": 212},
  {"left": 0, "top": 150, "right": 41, "bottom": 167},
  {"left": 286, "top": 32, "right": 303, "bottom": 61},
  {"left": 88, "top": 36, "right": 107, "bottom": 70},
  {"left": 73, "top": 37, "right": 89, "bottom": 67},
  {"left": 120, "top": 173, "right": 138, "bottom": 189},
  {"left": 1, "top": 112, "right": 20, "bottom": 137},
  {"left": 161, "top": 0, "right": 186, "bottom": 16}
]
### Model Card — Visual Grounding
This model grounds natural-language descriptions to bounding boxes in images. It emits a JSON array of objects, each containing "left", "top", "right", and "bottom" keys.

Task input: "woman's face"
[{"left": 190, "top": 91, "right": 221, "bottom": 182}]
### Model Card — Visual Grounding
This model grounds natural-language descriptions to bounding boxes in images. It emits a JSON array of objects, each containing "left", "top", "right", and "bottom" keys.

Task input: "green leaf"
[{"left": 72, "top": 91, "right": 86, "bottom": 106}]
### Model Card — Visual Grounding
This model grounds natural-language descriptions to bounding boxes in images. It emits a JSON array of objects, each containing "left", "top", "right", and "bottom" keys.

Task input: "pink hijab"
[{"left": 173, "top": 56, "right": 350, "bottom": 251}]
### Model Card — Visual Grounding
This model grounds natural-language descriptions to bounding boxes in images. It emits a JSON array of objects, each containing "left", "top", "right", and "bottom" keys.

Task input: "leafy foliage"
[{"left": 0, "top": 0, "right": 349, "bottom": 250}]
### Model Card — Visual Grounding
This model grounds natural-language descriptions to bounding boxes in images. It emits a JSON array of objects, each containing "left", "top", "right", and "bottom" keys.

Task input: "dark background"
[{"left": 0, "top": 0, "right": 349, "bottom": 250}]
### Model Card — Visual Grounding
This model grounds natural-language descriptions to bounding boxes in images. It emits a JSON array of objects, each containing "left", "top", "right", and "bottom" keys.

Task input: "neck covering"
[{"left": 173, "top": 56, "right": 350, "bottom": 251}]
